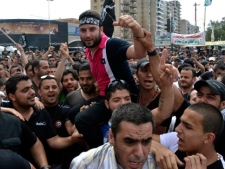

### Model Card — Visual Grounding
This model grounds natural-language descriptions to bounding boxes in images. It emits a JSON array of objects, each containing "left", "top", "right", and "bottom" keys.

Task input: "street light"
[
  {"left": 47, "top": 0, "right": 53, "bottom": 45},
  {"left": 194, "top": 2, "right": 200, "bottom": 33}
]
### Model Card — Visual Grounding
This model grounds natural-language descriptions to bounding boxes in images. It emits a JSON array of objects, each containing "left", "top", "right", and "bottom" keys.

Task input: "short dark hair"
[
  {"left": 213, "top": 63, "right": 225, "bottom": 72},
  {"left": 178, "top": 63, "right": 192, "bottom": 73},
  {"left": 71, "top": 62, "right": 81, "bottom": 72},
  {"left": 25, "top": 61, "right": 33, "bottom": 72},
  {"left": 61, "top": 69, "right": 79, "bottom": 82},
  {"left": 111, "top": 103, "right": 155, "bottom": 137},
  {"left": 6, "top": 75, "right": 30, "bottom": 95},
  {"left": 105, "top": 79, "right": 130, "bottom": 101},
  {"left": 181, "top": 67, "right": 196, "bottom": 78},
  {"left": 78, "top": 62, "right": 91, "bottom": 74},
  {"left": 187, "top": 103, "right": 224, "bottom": 140},
  {"left": 31, "top": 59, "right": 41, "bottom": 74}
]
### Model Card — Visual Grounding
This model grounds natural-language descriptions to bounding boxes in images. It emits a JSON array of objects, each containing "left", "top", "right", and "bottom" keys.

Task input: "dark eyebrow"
[{"left": 123, "top": 136, "right": 152, "bottom": 142}]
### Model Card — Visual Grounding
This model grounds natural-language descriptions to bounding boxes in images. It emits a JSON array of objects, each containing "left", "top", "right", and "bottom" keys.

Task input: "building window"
[
  {"left": 94, "top": 6, "right": 97, "bottom": 10},
  {"left": 94, "top": 0, "right": 97, "bottom": 3}
]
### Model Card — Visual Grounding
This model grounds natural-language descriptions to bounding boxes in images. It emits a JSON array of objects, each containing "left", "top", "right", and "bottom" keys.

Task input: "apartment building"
[{"left": 90, "top": 0, "right": 181, "bottom": 41}]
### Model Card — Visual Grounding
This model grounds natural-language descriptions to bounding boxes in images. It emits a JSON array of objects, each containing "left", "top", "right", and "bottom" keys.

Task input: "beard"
[
  {"left": 81, "top": 32, "right": 102, "bottom": 48},
  {"left": 82, "top": 85, "right": 96, "bottom": 94}
]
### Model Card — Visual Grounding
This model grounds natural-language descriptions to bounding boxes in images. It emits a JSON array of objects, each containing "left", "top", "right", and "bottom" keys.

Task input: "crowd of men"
[{"left": 0, "top": 9, "right": 225, "bottom": 169}]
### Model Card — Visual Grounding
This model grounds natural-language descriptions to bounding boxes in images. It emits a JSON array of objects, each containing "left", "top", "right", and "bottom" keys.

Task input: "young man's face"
[
  {"left": 49, "top": 67, "right": 56, "bottom": 75},
  {"left": 26, "top": 65, "right": 34, "bottom": 79},
  {"left": 48, "top": 57, "right": 56, "bottom": 66},
  {"left": 39, "top": 79, "right": 60, "bottom": 106},
  {"left": 79, "top": 70, "right": 96, "bottom": 94},
  {"left": 175, "top": 108, "right": 207, "bottom": 155},
  {"left": 9, "top": 80, "right": 35, "bottom": 107},
  {"left": 109, "top": 121, "right": 153, "bottom": 169},
  {"left": 62, "top": 73, "right": 78, "bottom": 93},
  {"left": 136, "top": 65, "right": 156, "bottom": 90},
  {"left": 37, "top": 60, "right": 50, "bottom": 78},
  {"left": 196, "top": 85, "right": 224, "bottom": 110},
  {"left": 105, "top": 89, "right": 131, "bottom": 112},
  {"left": 79, "top": 24, "right": 102, "bottom": 48},
  {"left": 213, "top": 69, "right": 225, "bottom": 80},
  {"left": 179, "top": 70, "right": 195, "bottom": 89},
  {"left": 189, "top": 90, "right": 197, "bottom": 105}
]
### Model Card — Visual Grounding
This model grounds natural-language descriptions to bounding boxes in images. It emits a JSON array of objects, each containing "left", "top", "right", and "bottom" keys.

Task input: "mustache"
[{"left": 28, "top": 94, "right": 35, "bottom": 99}]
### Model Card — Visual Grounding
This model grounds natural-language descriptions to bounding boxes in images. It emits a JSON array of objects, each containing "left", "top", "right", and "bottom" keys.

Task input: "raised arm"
[
  {"left": 42, "top": 46, "right": 55, "bottom": 60},
  {"left": 151, "top": 53, "right": 174, "bottom": 126},
  {"left": 15, "top": 43, "right": 28, "bottom": 67},
  {"left": 136, "top": 28, "right": 184, "bottom": 113},
  {"left": 54, "top": 43, "right": 68, "bottom": 91},
  {"left": 113, "top": 15, "right": 147, "bottom": 59}
]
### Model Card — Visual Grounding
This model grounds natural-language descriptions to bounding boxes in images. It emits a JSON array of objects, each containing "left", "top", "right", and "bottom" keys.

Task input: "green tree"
[{"left": 205, "top": 20, "right": 225, "bottom": 41}]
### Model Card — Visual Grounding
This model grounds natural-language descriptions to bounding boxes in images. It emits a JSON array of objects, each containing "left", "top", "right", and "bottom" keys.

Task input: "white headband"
[{"left": 79, "top": 17, "right": 101, "bottom": 27}]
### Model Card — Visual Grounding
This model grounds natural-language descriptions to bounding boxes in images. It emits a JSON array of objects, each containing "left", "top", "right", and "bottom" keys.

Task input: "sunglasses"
[
  {"left": 106, "top": 79, "right": 129, "bottom": 90},
  {"left": 40, "top": 75, "right": 55, "bottom": 79}
]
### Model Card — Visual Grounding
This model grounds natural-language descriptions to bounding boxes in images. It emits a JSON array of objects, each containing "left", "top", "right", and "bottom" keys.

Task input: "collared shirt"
[
  {"left": 69, "top": 143, "right": 159, "bottom": 169},
  {"left": 85, "top": 33, "right": 136, "bottom": 97}
]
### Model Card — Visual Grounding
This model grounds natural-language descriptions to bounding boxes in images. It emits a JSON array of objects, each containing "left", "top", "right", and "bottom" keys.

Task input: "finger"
[
  {"left": 196, "top": 153, "right": 207, "bottom": 167},
  {"left": 160, "top": 50, "right": 166, "bottom": 67},
  {"left": 176, "top": 155, "right": 185, "bottom": 167},
  {"left": 113, "top": 22, "right": 120, "bottom": 26},
  {"left": 162, "top": 48, "right": 167, "bottom": 58},
  {"left": 184, "top": 157, "right": 192, "bottom": 169}
]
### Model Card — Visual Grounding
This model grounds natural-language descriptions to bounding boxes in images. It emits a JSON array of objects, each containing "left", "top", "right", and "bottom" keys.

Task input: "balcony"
[
  {"left": 130, "top": 8, "right": 137, "bottom": 14},
  {"left": 123, "top": 6, "right": 130, "bottom": 12},
  {"left": 130, "top": 2, "right": 137, "bottom": 8},
  {"left": 123, "top": 0, "right": 130, "bottom": 5},
  {"left": 131, "top": 14, "right": 137, "bottom": 20},
  {"left": 130, "top": 0, "right": 137, "bottom": 2}
]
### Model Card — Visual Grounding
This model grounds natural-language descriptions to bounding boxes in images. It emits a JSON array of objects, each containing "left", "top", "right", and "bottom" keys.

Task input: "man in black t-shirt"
[
  {"left": 38, "top": 75, "right": 88, "bottom": 169},
  {"left": 5, "top": 75, "right": 84, "bottom": 169}
]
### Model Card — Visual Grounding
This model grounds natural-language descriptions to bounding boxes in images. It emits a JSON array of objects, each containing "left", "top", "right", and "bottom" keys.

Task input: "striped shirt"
[{"left": 69, "top": 143, "right": 159, "bottom": 169}]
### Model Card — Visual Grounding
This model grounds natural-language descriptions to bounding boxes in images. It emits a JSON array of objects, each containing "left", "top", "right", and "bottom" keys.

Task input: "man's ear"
[
  {"left": 203, "top": 133, "right": 215, "bottom": 144},
  {"left": 8, "top": 93, "right": 15, "bottom": 102},
  {"left": 38, "top": 89, "right": 41, "bottom": 97},
  {"left": 34, "top": 67, "right": 38, "bottom": 74},
  {"left": 220, "top": 100, "right": 225, "bottom": 110},
  {"left": 104, "top": 100, "right": 109, "bottom": 109},
  {"left": 109, "top": 129, "right": 114, "bottom": 146}
]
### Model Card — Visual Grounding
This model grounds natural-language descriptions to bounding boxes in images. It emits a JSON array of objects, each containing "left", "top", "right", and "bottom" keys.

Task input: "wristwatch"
[{"left": 147, "top": 49, "right": 157, "bottom": 56}]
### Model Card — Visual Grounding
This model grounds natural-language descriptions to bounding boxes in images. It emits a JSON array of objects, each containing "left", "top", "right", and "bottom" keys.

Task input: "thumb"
[{"left": 113, "top": 22, "right": 120, "bottom": 26}]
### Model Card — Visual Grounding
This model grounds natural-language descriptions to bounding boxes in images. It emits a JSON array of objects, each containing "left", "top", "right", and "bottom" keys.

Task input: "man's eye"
[{"left": 125, "top": 139, "right": 135, "bottom": 145}]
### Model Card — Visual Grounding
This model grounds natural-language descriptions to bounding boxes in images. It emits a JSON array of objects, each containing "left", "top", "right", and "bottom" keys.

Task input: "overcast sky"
[{"left": 0, "top": 0, "right": 224, "bottom": 31}]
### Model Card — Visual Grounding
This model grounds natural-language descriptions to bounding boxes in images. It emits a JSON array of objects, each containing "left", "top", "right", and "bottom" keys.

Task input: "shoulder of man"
[{"left": 70, "top": 143, "right": 113, "bottom": 169}]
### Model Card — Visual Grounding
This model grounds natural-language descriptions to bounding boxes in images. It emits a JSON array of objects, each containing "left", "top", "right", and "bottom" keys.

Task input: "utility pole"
[{"left": 194, "top": 3, "right": 200, "bottom": 33}]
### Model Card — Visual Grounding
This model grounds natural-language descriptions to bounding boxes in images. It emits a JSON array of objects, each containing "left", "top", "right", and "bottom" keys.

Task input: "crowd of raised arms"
[{"left": 0, "top": 9, "right": 225, "bottom": 169}]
